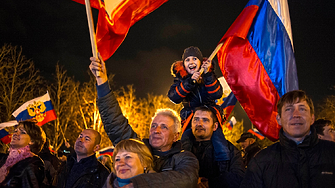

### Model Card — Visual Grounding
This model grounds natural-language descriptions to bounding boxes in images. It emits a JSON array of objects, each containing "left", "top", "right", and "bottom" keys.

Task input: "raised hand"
[
  {"left": 89, "top": 53, "right": 108, "bottom": 85},
  {"left": 202, "top": 59, "right": 212, "bottom": 74}
]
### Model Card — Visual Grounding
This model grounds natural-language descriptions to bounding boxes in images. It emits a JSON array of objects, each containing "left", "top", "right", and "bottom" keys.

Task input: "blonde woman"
[{"left": 104, "top": 139, "right": 154, "bottom": 188}]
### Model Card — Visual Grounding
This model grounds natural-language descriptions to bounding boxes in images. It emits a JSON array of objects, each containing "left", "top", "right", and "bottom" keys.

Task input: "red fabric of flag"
[
  {"left": 216, "top": 4, "right": 282, "bottom": 141},
  {"left": 73, "top": 0, "right": 168, "bottom": 60}
]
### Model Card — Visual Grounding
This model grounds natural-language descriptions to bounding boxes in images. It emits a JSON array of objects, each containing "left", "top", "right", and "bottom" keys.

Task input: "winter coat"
[
  {"left": 54, "top": 153, "right": 109, "bottom": 188},
  {"left": 103, "top": 172, "right": 157, "bottom": 188},
  {"left": 243, "top": 142, "right": 261, "bottom": 167},
  {"left": 181, "top": 132, "right": 245, "bottom": 188},
  {"left": 168, "top": 60, "right": 231, "bottom": 163},
  {"left": 97, "top": 91, "right": 199, "bottom": 188},
  {"left": 168, "top": 60, "right": 223, "bottom": 127},
  {"left": 39, "top": 151, "right": 61, "bottom": 187},
  {"left": 240, "top": 127, "right": 335, "bottom": 188},
  {"left": 102, "top": 173, "right": 120, "bottom": 188},
  {"left": 0, "top": 155, "right": 45, "bottom": 188}
]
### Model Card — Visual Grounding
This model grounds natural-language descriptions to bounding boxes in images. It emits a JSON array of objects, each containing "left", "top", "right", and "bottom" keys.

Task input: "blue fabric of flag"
[
  {"left": 246, "top": 0, "right": 298, "bottom": 97},
  {"left": 15, "top": 101, "right": 55, "bottom": 122}
]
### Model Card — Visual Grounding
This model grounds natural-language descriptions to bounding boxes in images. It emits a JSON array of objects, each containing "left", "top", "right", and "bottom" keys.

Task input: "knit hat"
[{"left": 182, "top": 46, "right": 203, "bottom": 62}]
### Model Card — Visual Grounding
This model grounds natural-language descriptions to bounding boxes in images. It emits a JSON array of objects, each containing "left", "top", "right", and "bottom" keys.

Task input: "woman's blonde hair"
[{"left": 112, "top": 139, "right": 153, "bottom": 174}]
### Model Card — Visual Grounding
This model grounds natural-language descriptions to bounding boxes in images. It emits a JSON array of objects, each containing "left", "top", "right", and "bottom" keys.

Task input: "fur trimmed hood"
[{"left": 170, "top": 58, "right": 214, "bottom": 78}]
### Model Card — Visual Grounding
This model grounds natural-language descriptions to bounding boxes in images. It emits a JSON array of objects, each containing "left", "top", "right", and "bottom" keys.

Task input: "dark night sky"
[{"left": 1, "top": 0, "right": 334, "bottom": 107}]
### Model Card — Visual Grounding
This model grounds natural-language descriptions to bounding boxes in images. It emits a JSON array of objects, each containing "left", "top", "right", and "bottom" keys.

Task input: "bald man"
[{"left": 54, "top": 129, "right": 109, "bottom": 188}]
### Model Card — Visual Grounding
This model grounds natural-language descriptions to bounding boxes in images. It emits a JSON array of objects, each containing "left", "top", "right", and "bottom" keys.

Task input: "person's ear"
[
  {"left": 213, "top": 122, "right": 218, "bottom": 131},
  {"left": 173, "top": 132, "right": 180, "bottom": 142},
  {"left": 276, "top": 114, "right": 282, "bottom": 125},
  {"left": 318, "top": 134, "right": 323, "bottom": 139},
  {"left": 94, "top": 145, "right": 100, "bottom": 152}
]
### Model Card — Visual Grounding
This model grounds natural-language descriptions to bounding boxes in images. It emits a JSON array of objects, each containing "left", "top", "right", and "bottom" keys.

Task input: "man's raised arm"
[{"left": 89, "top": 54, "right": 137, "bottom": 145}]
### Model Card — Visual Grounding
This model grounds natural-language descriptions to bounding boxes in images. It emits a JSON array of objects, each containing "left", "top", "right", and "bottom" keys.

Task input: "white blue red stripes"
[
  {"left": 99, "top": 147, "right": 114, "bottom": 156},
  {"left": 246, "top": 0, "right": 298, "bottom": 97},
  {"left": 12, "top": 92, "right": 57, "bottom": 126},
  {"left": 0, "top": 129, "right": 11, "bottom": 144},
  {"left": 217, "top": 0, "right": 298, "bottom": 141},
  {"left": 14, "top": 101, "right": 55, "bottom": 122}
]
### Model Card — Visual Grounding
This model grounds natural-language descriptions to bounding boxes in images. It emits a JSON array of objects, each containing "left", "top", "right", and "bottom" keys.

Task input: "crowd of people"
[{"left": 0, "top": 46, "right": 334, "bottom": 188}]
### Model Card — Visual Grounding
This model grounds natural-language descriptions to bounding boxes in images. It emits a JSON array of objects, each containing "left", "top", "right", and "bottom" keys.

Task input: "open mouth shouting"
[
  {"left": 186, "top": 64, "right": 198, "bottom": 74},
  {"left": 184, "top": 56, "right": 201, "bottom": 74},
  {"left": 188, "top": 64, "right": 197, "bottom": 71}
]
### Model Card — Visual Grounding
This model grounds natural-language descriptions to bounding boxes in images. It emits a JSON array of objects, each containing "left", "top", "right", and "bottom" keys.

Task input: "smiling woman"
[
  {"left": 104, "top": 139, "right": 154, "bottom": 188},
  {"left": 0, "top": 120, "right": 46, "bottom": 187}
]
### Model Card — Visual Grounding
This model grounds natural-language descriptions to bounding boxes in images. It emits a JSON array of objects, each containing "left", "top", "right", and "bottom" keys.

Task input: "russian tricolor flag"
[
  {"left": 0, "top": 129, "right": 11, "bottom": 144},
  {"left": 248, "top": 128, "right": 265, "bottom": 140},
  {"left": 99, "top": 146, "right": 114, "bottom": 156},
  {"left": 0, "top": 120, "right": 17, "bottom": 144},
  {"left": 225, "top": 116, "right": 237, "bottom": 130},
  {"left": 217, "top": 0, "right": 298, "bottom": 141},
  {"left": 12, "top": 92, "right": 57, "bottom": 126},
  {"left": 216, "top": 77, "right": 237, "bottom": 124}
]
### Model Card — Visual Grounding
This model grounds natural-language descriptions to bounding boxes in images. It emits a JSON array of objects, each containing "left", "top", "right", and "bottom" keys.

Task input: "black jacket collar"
[{"left": 279, "top": 125, "right": 319, "bottom": 149}]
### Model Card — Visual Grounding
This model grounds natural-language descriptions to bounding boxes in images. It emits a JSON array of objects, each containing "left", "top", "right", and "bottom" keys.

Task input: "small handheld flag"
[
  {"left": 248, "top": 128, "right": 265, "bottom": 140},
  {"left": 98, "top": 146, "right": 114, "bottom": 157},
  {"left": 12, "top": 92, "right": 57, "bottom": 126},
  {"left": 0, "top": 120, "right": 18, "bottom": 144},
  {"left": 216, "top": 77, "right": 237, "bottom": 122}
]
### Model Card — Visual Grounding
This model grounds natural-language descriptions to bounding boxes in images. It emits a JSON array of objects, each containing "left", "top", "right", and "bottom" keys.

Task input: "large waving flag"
[
  {"left": 72, "top": 0, "right": 168, "bottom": 60},
  {"left": 216, "top": 0, "right": 298, "bottom": 141},
  {"left": 12, "top": 92, "right": 57, "bottom": 126}
]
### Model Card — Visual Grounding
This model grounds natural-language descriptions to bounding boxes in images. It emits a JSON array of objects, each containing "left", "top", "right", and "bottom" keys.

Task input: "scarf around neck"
[{"left": 0, "top": 145, "right": 34, "bottom": 183}]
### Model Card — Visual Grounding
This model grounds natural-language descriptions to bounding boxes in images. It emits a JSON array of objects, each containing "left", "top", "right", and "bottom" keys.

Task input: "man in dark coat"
[
  {"left": 236, "top": 132, "right": 261, "bottom": 167},
  {"left": 39, "top": 138, "right": 61, "bottom": 187},
  {"left": 240, "top": 90, "right": 335, "bottom": 188},
  {"left": 89, "top": 54, "right": 199, "bottom": 188},
  {"left": 54, "top": 129, "right": 109, "bottom": 188},
  {"left": 181, "top": 106, "right": 245, "bottom": 188}
]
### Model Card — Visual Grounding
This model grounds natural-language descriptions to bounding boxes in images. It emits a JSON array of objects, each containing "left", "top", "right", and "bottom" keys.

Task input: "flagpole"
[
  {"left": 208, "top": 43, "right": 223, "bottom": 61},
  {"left": 84, "top": 0, "right": 100, "bottom": 76},
  {"left": 193, "top": 42, "right": 224, "bottom": 83}
]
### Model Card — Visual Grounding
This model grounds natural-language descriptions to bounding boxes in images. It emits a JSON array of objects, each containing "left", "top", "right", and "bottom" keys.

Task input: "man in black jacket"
[
  {"left": 240, "top": 90, "right": 335, "bottom": 188},
  {"left": 181, "top": 106, "right": 245, "bottom": 188},
  {"left": 54, "top": 129, "right": 109, "bottom": 188},
  {"left": 89, "top": 54, "right": 199, "bottom": 188},
  {"left": 236, "top": 132, "right": 261, "bottom": 167}
]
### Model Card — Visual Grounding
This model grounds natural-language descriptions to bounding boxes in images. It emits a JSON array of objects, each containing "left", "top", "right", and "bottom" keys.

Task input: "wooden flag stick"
[
  {"left": 84, "top": 0, "right": 100, "bottom": 76},
  {"left": 208, "top": 42, "right": 223, "bottom": 61},
  {"left": 193, "top": 43, "right": 223, "bottom": 83}
]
